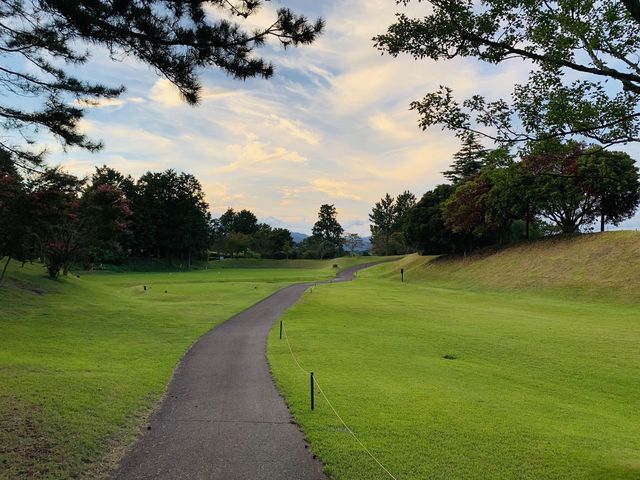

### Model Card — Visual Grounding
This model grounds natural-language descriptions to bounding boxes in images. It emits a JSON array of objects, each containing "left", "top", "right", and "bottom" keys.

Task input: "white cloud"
[
  {"left": 266, "top": 114, "right": 321, "bottom": 146},
  {"left": 220, "top": 142, "right": 307, "bottom": 173},
  {"left": 149, "top": 78, "right": 184, "bottom": 107},
  {"left": 311, "top": 178, "right": 362, "bottom": 201}
]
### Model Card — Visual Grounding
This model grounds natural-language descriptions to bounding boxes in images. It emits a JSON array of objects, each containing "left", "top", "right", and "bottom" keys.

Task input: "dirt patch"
[
  {"left": 0, "top": 397, "right": 59, "bottom": 478},
  {"left": 7, "top": 278, "right": 45, "bottom": 295}
]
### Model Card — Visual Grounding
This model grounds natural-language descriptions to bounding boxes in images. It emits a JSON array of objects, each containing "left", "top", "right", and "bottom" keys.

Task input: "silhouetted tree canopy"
[{"left": 0, "top": 1, "right": 323, "bottom": 170}]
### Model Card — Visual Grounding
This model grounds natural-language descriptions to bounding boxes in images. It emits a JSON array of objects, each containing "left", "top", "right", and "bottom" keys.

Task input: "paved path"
[{"left": 112, "top": 263, "right": 381, "bottom": 480}]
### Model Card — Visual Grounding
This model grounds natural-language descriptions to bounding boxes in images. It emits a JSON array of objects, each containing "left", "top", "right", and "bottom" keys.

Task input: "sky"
[{"left": 47, "top": 0, "right": 640, "bottom": 236}]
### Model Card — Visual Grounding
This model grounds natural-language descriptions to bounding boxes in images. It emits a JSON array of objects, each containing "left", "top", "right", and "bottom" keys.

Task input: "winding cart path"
[{"left": 113, "top": 263, "right": 381, "bottom": 480}]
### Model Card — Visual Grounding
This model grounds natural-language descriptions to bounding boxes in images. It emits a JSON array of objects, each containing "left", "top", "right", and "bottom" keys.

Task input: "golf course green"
[
  {"left": 0, "top": 257, "right": 379, "bottom": 479},
  {"left": 3, "top": 232, "right": 640, "bottom": 479},
  {"left": 268, "top": 232, "right": 640, "bottom": 480}
]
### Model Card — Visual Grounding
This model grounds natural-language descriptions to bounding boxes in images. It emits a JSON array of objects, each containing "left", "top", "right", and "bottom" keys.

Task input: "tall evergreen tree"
[
  {"left": 443, "top": 133, "right": 487, "bottom": 185},
  {"left": 369, "top": 191, "right": 417, "bottom": 255},
  {"left": 311, "top": 204, "right": 344, "bottom": 259},
  {"left": 369, "top": 193, "right": 396, "bottom": 256},
  {"left": 394, "top": 190, "right": 417, "bottom": 230}
]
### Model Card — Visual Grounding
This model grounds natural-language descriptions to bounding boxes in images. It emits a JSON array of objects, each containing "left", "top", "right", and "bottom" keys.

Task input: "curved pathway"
[{"left": 112, "top": 262, "right": 382, "bottom": 480}]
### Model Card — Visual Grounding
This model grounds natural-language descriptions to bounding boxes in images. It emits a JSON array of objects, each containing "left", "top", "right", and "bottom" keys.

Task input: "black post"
[
  {"left": 279, "top": 320, "right": 283, "bottom": 340},
  {"left": 310, "top": 372, "right": 315, "bottom": 411},
  {"left": 401, "top": 268, "right": 404, "bottom": 283}
]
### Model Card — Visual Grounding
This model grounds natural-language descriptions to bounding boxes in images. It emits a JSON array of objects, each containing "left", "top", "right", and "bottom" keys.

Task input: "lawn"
[
  {"left": 268, "top": 246, "right": 640, "bottom": 479},
  {"left": 0, "top": 256, "right": 379, "bottom": 480}
]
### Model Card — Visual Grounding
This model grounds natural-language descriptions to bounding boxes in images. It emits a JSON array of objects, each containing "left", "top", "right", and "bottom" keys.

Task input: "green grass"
[
  {"left": 268, "top": 234, "right": 640, "bottom": 479},
  {"left": 387, "top": 231, "right": 640, "bottom": 303},
  {"left": 0, "top": 256, "right": 381, "bottom": 479}
]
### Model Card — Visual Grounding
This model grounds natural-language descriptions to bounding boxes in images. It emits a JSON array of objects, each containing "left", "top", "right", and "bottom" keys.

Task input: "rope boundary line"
[{"left": 281, "top": 321, "right": 398, "bottom": 480}]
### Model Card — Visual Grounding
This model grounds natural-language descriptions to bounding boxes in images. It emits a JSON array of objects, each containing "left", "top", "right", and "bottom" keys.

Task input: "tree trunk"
[
  {"left": 0, "top": 256, "right": 11, "bottom": 286},
  {"left": 525, "top": 213, "right": 530, "bottom": 240},
  {"left": 600, "top": 211, "right": 605, "bottom": 233}
]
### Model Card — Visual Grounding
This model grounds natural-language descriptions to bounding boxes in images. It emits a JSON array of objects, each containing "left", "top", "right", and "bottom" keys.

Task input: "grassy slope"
[
  {"left": 268, "top": 232, "right": 640, "bottom": 480},
  {"left": 0, "top": 256, "right": 380, "bottom": 480},
  {"left": 391, "top": 231, "right": 640, "bottom": 302}
]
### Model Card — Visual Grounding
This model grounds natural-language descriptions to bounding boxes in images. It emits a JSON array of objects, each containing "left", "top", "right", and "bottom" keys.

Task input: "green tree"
[
  {"left": 394, "top": 190, "right": 417, "bottom": 230},
  {"left": 522, "top": 142, "right": 598, "bottom": 234},
  {"left": 91, "top": 166, "right": 136, "bottom": 198},
  {"left": 484, "top": 162, "right": 538, "bottom": 240},
  {"left": 223, "top": 232, "right": 251, "bottom": 258},
  {"left": 268, "top": 228, "right": 295, "bottom": 259},
  {"left": 580, "top": 150, "right": 640, "bottom": 232},
  {"left": 443, "top": 133, "right": 487, "bottom": 184},
  {"left": 216, "top": 208, "right": 258, "bottom": 235},
  {"left": 369, "top": 194, "right": 396, "bottom": 256},
  {"left": 249, "top": 224, "right": 293, "bottom": 259},
  {"left": 29, "top": 168, "right": 86, "bottom": 278},
  {"left": 234, "top": 210, "right": 259, "bottom": 235},
  {"left": 132, "top": 170, "right": 211, "bottom": 262},
  {"left": 442, "top": 177, "right": 490, "bottom": 236},
  {"left": 369, "top": 191, "right": 417, "bottom": 255},
  {"left": 218, "top": 209, "right": 237, "bottom": 235},
  {"left": 0, "top": 1, "right": 323, "bottom": 170},
  {"left": 375, "top": 1, "right": 640, "bottom": 147},
  {"left": 311, "top": 204, "right": 344, "bottom": 259},
  {"left": 404, "top": 184, "right": 460, "bottom": 254},
  {"left": 82, "top": 167, "right": 134, "bottom": 263},
  {"left": 0, "top": 153, "right": 34, "bottom": 282}
]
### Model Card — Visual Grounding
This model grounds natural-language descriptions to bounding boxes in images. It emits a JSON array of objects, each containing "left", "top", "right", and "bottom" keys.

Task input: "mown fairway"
[
  {"left": 268, "top": 239, "right": 640, "bottom": 479},
  {"left": 0, "top": 257, "right": 379, "bottom": 479}
]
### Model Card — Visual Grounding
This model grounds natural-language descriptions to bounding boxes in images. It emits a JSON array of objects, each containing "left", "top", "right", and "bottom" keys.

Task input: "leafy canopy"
[{"left": 375, "top": 1, "right": 640, "bottom": 147}]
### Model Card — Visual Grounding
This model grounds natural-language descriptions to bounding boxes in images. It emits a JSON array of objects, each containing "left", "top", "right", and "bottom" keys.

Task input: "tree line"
[
  {"left": 0, "top": 161, "right": 214, "bottom": 280},
  {"left": 211, "top": 203, "right": 352, "bottom": 260},
  {"left": 0, "top": 156, "right": 365, "bottom": 281},
  {"left": 369, "top": 136, "right": 640, "bottom": 256}
]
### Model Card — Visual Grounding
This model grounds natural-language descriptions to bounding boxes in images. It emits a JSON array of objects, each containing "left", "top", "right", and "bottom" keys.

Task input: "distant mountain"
[
  {"left": 360, "top": 236, "right": 372, "bottom": 252},
  {"left": 291, "top": 232, "right": 309, "bottom": 244}
]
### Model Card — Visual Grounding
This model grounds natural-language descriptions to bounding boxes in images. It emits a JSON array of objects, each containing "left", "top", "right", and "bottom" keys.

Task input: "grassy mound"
[
  {"left": 268, "top": 232, "right": 640, "bottom": 479},
  {"left": 368, "top": 231, "right": 640, "bottom": 301}
]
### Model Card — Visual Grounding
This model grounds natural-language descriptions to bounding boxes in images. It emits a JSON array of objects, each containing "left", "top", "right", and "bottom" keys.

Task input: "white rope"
[
  {"left": 282, "top": 322, "right": 309, "bottom": 375},
  {"left": 281, "top": 321, "right": 398, "bottom": 480}
]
